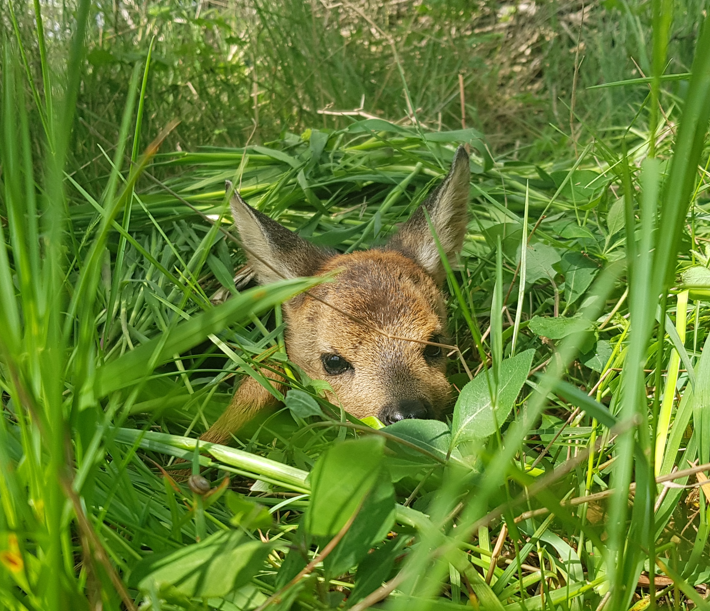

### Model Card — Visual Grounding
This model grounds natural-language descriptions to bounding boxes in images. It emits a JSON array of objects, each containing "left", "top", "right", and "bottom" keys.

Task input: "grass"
[
  {"left": 3, "top": 1, "right": 710, "bottom": 610},
  {"left": 22, "top": 0, "right": 706, "bottom": 181}
]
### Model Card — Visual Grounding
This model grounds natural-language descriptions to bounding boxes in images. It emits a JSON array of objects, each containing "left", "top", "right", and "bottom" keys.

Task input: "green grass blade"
[
  {"left": 653, "top": 18, "right": 710, "bottom": 295},
  {"left": 94, "top": 277, "right": 325, "bottom": 397}
]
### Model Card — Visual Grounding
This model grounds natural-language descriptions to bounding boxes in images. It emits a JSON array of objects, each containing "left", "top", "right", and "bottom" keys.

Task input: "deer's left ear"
[{"left": 387, "top": 146, "right": 471, "bottom": 285}]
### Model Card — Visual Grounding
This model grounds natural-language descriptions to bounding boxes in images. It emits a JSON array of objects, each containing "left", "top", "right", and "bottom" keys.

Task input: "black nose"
[{"left": 379, "top": 399, "right": 434, "bottom": 425}]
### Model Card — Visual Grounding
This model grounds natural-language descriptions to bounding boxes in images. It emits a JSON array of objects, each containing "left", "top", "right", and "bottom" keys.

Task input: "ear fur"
[
  {"left": 386, "top": 146, "right": 471, "bottom": 285},
  {"left": 228, "top": 184, "right": 333, "bottom": 284}
]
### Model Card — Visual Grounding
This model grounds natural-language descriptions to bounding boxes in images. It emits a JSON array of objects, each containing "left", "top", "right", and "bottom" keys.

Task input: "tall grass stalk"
[{"left": 2, "top": 3, "right": 710, "bottom": 611}]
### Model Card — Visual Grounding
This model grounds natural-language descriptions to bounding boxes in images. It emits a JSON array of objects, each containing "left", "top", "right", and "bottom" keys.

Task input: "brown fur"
[
  {"left": 285, "top": 249, "right": 451, "bottom": 419},
  {"left": 200, "top": 146, "right": 471, "bottom": 445},
  {"left": 200, "top": 368, "right": 286, "bottom": 446}
]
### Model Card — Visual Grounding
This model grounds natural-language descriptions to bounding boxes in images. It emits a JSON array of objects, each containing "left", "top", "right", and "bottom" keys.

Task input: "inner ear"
[
  {"left": 386, "top": 146, "right": 470, "bottom": 285},
  {"left": 228, "top": 186, "right": 335, "bottom": 284}
]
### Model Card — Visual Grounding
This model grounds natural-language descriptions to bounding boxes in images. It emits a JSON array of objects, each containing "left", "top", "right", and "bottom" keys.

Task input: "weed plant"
[
  {"left": 6, "top": 0, "right": 708, "bottom": 181},
  {"left": 2, "top": 1, "right": 710, "bottom": 610}
]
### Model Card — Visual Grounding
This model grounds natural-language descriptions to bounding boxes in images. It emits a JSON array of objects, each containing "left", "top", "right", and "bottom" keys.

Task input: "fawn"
[{"left": 200, "top": 146, "right": 470, "bottom": 446}]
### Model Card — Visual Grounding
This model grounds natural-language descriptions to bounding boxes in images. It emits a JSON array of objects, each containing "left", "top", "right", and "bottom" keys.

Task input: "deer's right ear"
[{"left": 228, "top": 184, "right": 333, "bottom": 284}]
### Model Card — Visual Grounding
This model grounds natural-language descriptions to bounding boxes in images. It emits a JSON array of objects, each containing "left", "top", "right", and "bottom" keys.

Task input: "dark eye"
[
  {"left": 423, "top": 338, "right": 443, "bottom": 359},
  {"left": 321, "top": 353, "right": 352, "bottom": 375}
]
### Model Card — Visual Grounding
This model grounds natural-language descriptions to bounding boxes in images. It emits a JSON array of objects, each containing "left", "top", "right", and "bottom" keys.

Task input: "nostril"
[
  {"left": 379, "top": 399, "right": 434, "bottom": 425},
  {"left": 399, "top": 399, "right": 428, "bottom": 420},
  {"left": 384, "top": 412, "right": 403, "bottom": 425}
]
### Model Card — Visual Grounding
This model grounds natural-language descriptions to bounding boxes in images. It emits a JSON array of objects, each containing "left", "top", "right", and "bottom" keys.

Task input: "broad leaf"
[
  {"left": 528, "top": 315, "right": 595, "bottom": 339},
  {"left": 226, "top": 491, "right": 272, "bottom": 531},
  {"left": 682, "top": 265, "right": 710, "bottom": 287},
  {"left": 681, "top": 265, "right": 710, "bottom": 300},
  {"left": 285, "top": 389, "right": 324, "bottom": 419},
  {"left": 207, "top": 584, "right": 266, "bottom": 610},
  {"left": 346, "top": 118, "right": 410, "bottom": 134},
  {"left": 350, "top": 535, "right": 411, "bottom": 605},
  {"left": 324, "top": 470, "right": 395, "bottom": 577},
  {"left": 305, "top": 436, "right": 385, "bottom": 538},
  {"left": 207, "top": 254, "right": 237, "bottom": 294},
  {"left": 130, "top": 531, "right": 271, "bottom": 598},
  {"left": 551, "top": 169, "right": 602, "bottom": 201},
  {"left": 381, "top": 419, "right": 456, "bottom": 481},
  {"left": 524, "top": 243, "right": 561, "bottom": 286},
  {"left": 549, "top": 218, "right": 595, "bottom": 240},
  {"left": 582, "top": 339, "right": 613, "bottom": 373},
  {"left": 451, "top": 349, "right": 534, "bottom": 448},
  {"left": 383, "top": 419, "right": 452, "bottom": 462},
  {"left": 560, "top": 252, "right": 598, "bottom": 305},
  {"left": 607, "top": 198, "right": 626, "bottom": 236}
]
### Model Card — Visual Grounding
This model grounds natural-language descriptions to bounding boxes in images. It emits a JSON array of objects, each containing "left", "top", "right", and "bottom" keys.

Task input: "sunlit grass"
[{"left": 2, "top": 2, "right": 710, "bottom": 611}]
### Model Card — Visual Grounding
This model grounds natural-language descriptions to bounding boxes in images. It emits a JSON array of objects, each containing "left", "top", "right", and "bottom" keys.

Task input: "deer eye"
[
  {"left": 423, "top": 338, "right": 443, "bottom": 359},
  {"left": 321, "top": 353, "right": 352, "bottom": 375}
]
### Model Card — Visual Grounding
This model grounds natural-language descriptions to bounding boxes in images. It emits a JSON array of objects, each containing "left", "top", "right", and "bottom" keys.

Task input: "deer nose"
[{"left": 379, "top": 399, "right": 434, "bottom": 425}]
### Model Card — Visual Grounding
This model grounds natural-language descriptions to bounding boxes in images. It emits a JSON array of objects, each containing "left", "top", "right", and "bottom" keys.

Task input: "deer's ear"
[
  {"left": 228, "top": 186, "right": 332, "bottom": 284},
  {"left": 387, "top": 146, "right": 471, "bottom": 285}
]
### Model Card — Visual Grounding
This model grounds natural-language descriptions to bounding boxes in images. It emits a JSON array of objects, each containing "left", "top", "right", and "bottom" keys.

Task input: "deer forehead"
[{"left": 287, "top": 251, "right": 444, "bottom": 331}]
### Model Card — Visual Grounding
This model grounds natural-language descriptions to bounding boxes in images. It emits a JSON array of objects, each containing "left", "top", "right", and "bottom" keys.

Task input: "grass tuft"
[{"left": 2, "top": 2, "right": 710, "bottom": 610}]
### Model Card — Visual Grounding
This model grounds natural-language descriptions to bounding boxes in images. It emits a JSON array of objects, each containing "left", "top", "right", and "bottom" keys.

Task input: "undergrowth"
[{"left": 2, "top": 1, "right": 710, "bottom": 611}]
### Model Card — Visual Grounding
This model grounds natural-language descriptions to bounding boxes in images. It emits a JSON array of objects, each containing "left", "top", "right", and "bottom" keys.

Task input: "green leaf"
[
  {"left": 550, "top": 169, "right": 602, "bottom": 202},
  {"left": 560, "top": 252, "right": 598, "bottom": 305},
  {"left": 451, "top": 349, "right": 534, "bottom": 448},
  {"left": 284, "top": 389, "right": 324, "bottom": 419},
  {"left": 226, "top": 491, "right": 272, "bottom": 531},
  {"left": 681, "top": 265, "right": 710, "bottom": 300},
  {"left": 551, "top": 379, "right": 617, "bottom": 429},
  {"left": 275, "top": 542, "right": 308, "bottom": 589},
  {"left": 130, "top": 531, "right": 271, "bottom": 598},
  {"left": 308, "top": 129, "right": 329, "bottom": 162},
  {"left": 528, "top": 315, "right": 595, "bottom": 339},
  {"left": 207, "top": 254, "right": 236, "bottom": 294},
  {"left": 385, "top": 419, "right": 461, "bottom": 482},
  {"left": 588, "top": 72, "right": 691, "bottom": 89},
  {"left": 423, "top": 130, "right": 491, "bottom": 170},
  {"left": 350, "top": 535, "right": 410, "bottom": 605},
  {"left": 95, "top": 277, "right": 322, "bottom": 397},
  {"left": 207, "top": 584, "right": 267, "bottom": 610},
  {"left": 681, "top": 265, "right": 710, "bottom": 286},
  {"left": 582, "top": 339, "right": 613, "bottom": 373},
  {"left": 324, "top": 470, "right": 395, "bottom": 577},
  {"left": 87, "top": 48, "right": 117, "bottom": 66},
  {"left": 524, "top": 243, "right": 561, "bottom": 286},
  {"left": 384, "top": 419, "right": 451, "bottom": 463},
  {"left": 251, "top": 145, "right": 300, "bottom": 168},
  {"left": 361, "top": 416, "right": 385, "bottom": 430},
  {"left": 381, "top": 419, "right": 456, "bottom": 481},
  {"left": 310, "top": 223, "right": 366, "bottom": 247},
  {"left": 424, "top": 127, "right": 484, "bottom": 141},
  {"left": 346, "top": 118, "right": 411, "bottom": 134},
  {"left": 305, "top": 436, "right": 385, "bottom": 538},
  {"left": 652, "top": 16, "right": 710, "bottom": 296},
  {"left": 607, "top": 198, "right": 626, "bottom": 236},
  {"left": 693, "top": 335, "right": 710, "bottom": 466},
  {"left": 549, "top": 218, "right": 595, "bottom": 240}
]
